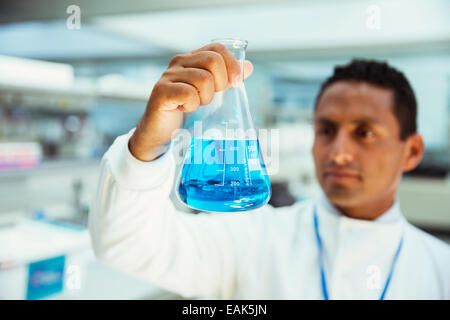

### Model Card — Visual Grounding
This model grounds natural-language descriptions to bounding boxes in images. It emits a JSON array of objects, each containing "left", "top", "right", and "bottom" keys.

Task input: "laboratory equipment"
[{"left": 175, "top": 38, "right": 271, "bottom": 212}]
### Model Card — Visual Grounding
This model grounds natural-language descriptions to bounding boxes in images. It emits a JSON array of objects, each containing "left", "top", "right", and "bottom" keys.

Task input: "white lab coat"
[{"left": 89, "top": 130, "right": 450, "bottom": 300}]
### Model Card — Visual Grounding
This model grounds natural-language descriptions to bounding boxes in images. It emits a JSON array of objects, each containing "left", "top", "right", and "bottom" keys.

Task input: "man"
[{"left": 89, "top": 43, "right": 450, "bottom": 299}]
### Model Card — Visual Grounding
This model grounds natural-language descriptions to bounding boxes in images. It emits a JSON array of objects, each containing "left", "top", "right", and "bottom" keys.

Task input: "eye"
[
  {"left": 316, "top": 127, "right": 335, "bottom": 137},
  {"left": 356, "top": 127, "right": 376, "bottom": 140}
]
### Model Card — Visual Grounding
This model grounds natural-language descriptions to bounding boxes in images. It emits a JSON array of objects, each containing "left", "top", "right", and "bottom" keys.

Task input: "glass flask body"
[{"left": 175, "top": 39, "right": 271, "bottom": 212}]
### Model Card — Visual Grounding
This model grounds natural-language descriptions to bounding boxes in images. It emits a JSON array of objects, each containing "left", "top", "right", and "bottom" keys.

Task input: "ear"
[{"left": 402, "top": 133, "right": 425, "bottom": 172}]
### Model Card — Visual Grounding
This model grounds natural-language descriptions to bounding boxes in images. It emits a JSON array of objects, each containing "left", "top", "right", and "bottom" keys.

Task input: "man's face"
[{"left": 312, "top": 81, "right": 407, "bottom": 209}]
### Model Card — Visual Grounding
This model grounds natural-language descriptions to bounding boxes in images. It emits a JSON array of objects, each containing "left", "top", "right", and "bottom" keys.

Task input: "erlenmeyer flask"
[{"left": 175, "top": 38, "right": 271, "bottom": 213}]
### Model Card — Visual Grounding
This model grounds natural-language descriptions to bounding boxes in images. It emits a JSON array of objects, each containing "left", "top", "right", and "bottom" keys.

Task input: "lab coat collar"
[
  {"left": 313, "top": 192, "right": 406, "bottom": 300},
  {"left": 316, "top": 191, "right": 404, "bottom": 225}
]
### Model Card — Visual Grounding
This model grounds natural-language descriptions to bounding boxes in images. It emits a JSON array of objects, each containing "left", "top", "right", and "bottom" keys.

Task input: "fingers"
[
  {"left": 162, "top": 67, "right": 215, "bottom": 105},
  {"left": 151, "top": 80, "right": 200, "bottom": 113},
  {"left": 155, "top": 43, "right": 255, "bottom": 114},
  {"left": 170, "top": 52, "right": 228, "bottom": 91},
  {"left": 191, "top": 43, "right": 242, "bottom": 86}
]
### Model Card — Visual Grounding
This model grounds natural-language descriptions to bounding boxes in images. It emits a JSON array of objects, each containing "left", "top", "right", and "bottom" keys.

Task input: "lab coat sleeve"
[{"left": 88, "top": 129, "right": 270, "bottom": 299}]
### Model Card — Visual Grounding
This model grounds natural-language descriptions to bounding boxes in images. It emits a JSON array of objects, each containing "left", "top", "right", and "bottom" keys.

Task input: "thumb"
[{"left": 243, "top": 60, "right": 254, "bottom": 79}]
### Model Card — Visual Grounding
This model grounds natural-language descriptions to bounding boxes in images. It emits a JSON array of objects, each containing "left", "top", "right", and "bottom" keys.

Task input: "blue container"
[{"left": 177, "top": 138, "right": 271, "bottom": 212}]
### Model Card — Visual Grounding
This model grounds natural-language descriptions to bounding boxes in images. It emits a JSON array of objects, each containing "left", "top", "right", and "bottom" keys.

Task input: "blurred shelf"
[
  {"left": 0, "top": 158, "right": 101, "bottom": 180},
  {"left": 0, "top": 158, "right": 101, "bottom": 214},
  {"left": 0, "top": 83, "right": 148, "bottom": 112}
]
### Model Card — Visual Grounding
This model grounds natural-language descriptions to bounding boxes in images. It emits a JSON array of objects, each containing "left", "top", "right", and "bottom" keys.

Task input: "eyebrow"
[{"left": 315, "top": 116, "right": 383, "bottom": 126}]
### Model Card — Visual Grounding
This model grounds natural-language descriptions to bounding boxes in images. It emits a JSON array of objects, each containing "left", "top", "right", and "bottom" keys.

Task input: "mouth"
[{"left": 324, "top": 170, "right": 361, "bottom": 180}]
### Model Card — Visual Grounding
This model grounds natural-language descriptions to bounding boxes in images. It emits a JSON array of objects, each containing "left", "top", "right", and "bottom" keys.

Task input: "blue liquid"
[{"left": 177, "top": 138, "right": 271, "bottom": 212}]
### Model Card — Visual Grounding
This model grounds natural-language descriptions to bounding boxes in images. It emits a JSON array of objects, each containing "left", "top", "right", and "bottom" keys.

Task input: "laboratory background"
[{"left": 0, "top": 0, "right": 449, "bottom": 300}]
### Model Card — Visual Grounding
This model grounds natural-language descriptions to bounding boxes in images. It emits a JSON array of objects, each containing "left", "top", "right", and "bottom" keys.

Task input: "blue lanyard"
[{"left": 313, "top": 205, "right": 403, "bottom": 300}]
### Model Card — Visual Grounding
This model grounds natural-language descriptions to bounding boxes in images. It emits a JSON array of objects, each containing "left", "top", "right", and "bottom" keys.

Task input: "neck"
[{"left": 334, "top": 194, "right": 396, "bottom": 221}]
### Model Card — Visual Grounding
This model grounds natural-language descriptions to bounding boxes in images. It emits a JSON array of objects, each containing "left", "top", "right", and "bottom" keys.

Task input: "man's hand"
[{"left": 129, "top": 43, "right": 254, "bottom": 161}]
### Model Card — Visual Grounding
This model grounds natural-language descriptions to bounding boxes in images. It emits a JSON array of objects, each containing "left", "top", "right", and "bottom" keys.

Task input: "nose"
[{"left": 330, "top": 130, "right": 354, "bottom": 166}]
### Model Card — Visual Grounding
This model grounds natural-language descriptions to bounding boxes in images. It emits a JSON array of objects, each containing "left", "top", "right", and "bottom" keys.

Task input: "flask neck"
[{"left": 211, "top": 39, "right": 247, "bottom": 80}]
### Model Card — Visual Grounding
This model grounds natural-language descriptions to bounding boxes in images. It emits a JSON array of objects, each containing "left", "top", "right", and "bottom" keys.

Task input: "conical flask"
[{"left": 175, "top": 38, "right": 271, "bottom": 213}]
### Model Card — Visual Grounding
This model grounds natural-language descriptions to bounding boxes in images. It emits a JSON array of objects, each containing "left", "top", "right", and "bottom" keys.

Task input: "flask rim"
[{"left": 210, "top": 38, "right": 248, "bottom": 49}]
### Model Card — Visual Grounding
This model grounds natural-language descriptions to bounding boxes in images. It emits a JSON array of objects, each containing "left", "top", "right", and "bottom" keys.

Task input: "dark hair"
[{"left": 315, "top": 58, "right": 417, "bottom": 140}]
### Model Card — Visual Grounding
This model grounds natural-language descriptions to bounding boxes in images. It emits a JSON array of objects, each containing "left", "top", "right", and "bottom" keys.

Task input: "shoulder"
[
  {"left": 406, "top": 223, "right": 450, "bottom": 252},
  {"left": 404, "top": 222, "right": 450, "bottom": 270}
]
